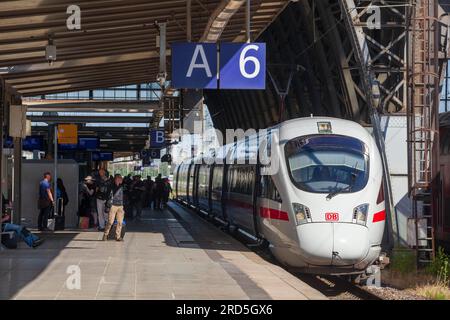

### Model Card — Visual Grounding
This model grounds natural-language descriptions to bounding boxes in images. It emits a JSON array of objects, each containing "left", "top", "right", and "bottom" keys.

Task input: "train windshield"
[{"left": 285, "top": 135, "right": 369, "bottom": 194}]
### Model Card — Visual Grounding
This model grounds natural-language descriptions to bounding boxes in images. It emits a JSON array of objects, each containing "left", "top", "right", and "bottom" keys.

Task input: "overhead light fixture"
[
  {"left": 165, "top": 87, "right": 176, "bottom": 96},
  {"left": 45, "top": 35, "right": 57, "bottom": 66}
]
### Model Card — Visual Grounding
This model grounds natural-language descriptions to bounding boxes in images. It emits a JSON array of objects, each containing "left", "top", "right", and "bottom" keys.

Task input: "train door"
[
  {"left": 227, "top": 165, "right": 257, "bottom": 236},
  {"left": 257, "top": 175, "right": 283, "bottom": 236},
  {"left": 174, "top": 165, "right": 181, "bottom": 198},
  {"left": 222, "top": 163, "right": 230, "bottom": 222},
  {"left": 197, "top": 164, "right": 210, "bottom": 212},
  {"left": 194, "top": 164, "right": 200, "bottom": 206},
  {"left": 210, "top": 164, "right": 224, "bottom": 219},
  {"left": 187, "top": 164, "right": 196, "bottom": 204},
  {"left": 180, "top": 164, "right": 189, "bottom": 201}
]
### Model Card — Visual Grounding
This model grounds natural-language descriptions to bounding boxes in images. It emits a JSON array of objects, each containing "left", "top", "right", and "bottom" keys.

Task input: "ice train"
[{"left": 174, "top": 117, "right": 386, "bottom": 274}]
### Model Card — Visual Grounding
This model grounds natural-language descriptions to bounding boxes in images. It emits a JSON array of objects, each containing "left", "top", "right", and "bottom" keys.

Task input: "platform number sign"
[
  {"left": 171, "top": 42, "right": 266, "bottom": 90},
  {"left": 171, "top": 43, "right": 218, "bottom": 89},
  {"left": 150, "top": 130, "right": 165, "bottom": 148},
  {"left": 219, "top": 43, "right": 266, "bottom": 90}
]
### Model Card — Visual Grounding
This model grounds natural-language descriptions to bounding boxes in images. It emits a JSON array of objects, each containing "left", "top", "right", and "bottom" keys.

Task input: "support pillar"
[
  {"left": 0, "top": 79, "right": 4, "bottom": 216},
  {"left": 12, "top": 137, "right": 21, "bottom": 224}
]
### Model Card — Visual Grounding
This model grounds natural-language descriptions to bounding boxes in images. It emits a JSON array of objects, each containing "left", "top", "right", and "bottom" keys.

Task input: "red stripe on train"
[
  {"left": 372, "top": 210, "right": 386, "bottom": 223},
  {"left": 260, "top": 207, "right": 289, "bottom": 221}
]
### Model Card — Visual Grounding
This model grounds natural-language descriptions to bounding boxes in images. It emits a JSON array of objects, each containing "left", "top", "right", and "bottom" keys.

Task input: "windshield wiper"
[
  {"left": 326, "top": 184, "right": 352, "bottom": 200},
  {"left": 326, "top": 162, "right": 359, "bottom": 200}
]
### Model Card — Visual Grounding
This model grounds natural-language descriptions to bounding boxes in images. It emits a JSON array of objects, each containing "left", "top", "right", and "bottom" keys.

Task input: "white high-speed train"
[{"left": 174, "top": 117, "right": 386, "bottom": 275}]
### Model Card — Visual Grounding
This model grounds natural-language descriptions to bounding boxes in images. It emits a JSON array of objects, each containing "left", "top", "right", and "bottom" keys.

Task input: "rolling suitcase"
[
  {"left": 107, "top": 219, "right": 126, "bottom": 240},
  {"left": 47, "top": 206, "right": 56, "bottom": 231}
]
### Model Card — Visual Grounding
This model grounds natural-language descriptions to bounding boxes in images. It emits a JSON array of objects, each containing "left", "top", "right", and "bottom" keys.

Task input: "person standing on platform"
[
  {"left": 95, "top": 168, "right": 111, "bottom": 231},
  {"left": 78, "top": 176, "right": 96, "bottom": 227},
  {"left": 130, "top": 175, "right": 146, "bottom": 220},
  {"left": 154, "top": 174, "right": 165, "bottom": 210},
  {"left": 56, "top": 178, "right": 69, "bottom": 211},
  {"left": 145, "top": 176, "right": 154, "bottom": 208},
  {"left": 103, "top": 174, "right": 125, "bottom": 242},
  {"left": 37, "top": 172, "right": 54, "bottom": 231},
  {"left": 162, "top": 178, "right": 172, "bottom": 209}
]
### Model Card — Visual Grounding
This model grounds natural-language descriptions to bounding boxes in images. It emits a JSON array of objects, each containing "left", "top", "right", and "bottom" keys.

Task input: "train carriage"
[{"left": 174, "top": 117, "right": 386, "bottom": 275}]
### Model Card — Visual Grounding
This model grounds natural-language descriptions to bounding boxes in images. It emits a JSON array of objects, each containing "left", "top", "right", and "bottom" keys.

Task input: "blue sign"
[
  {"left": 172, "top": 43, "right": 218, "bottom": 89},
  {"left": 3, "top": 136, "right": 13, "bottom": 149},
  {"left": 78, "top": 137, "right": 99, "bottom": 151},
  {"left": 92, "top": 152, "right": 114, "bottom": 161},
  {"left": 150, "top": 130, "right": 165, "bottom": 148},
  {"left": 220, "top": 43, "right": 266, "bottom": 90},
  {"left": 22, "top": 136, "right": 44, "bottom": 151}
]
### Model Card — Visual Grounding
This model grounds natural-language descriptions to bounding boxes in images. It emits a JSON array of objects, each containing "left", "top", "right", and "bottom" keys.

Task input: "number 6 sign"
[{"left": 219, "top": 43, "right": 266, "bottom": 90}]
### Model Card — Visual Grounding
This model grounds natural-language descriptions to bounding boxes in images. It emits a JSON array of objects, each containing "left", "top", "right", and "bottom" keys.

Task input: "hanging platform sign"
[
  {"left": 171, "top": 42, "right": 218, "bottom": 89},
  {"left": 150, "top": 129, "right": 165, "bottom": 148},
  {"left": 57, "top": 124, "right": 78, "bottom": 145},
  {"left": 171, "top": 42, "right": 266, "bottom": 90},
  {"left": 219, "top": 43, "right": 266, "bottom": 89}
]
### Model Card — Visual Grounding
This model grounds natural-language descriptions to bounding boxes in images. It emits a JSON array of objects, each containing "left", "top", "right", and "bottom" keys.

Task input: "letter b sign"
[{"left": 150, "top": 130, "right": 165, "bottom": 148}]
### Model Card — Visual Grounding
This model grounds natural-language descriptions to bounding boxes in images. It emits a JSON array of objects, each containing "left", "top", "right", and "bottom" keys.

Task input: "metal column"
[
  {"left": 0, "top": 79, "right": 4, "bottom": 217},
  {"left": 407, "top": 0, "right": 441, "bottom": 266},
  {"left": 12, "top": 137, "right": 21, "bottom": 224}
]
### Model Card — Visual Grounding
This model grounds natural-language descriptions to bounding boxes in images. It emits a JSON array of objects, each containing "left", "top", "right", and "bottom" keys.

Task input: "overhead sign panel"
[
  {"left": 172, "top": 43, "right": 217, "bottom": 89},
  {"left": 172, "top": 42, "right": 266, "bottom": 90},
  {"left": 150, "top": 130, "right": 165, "bottom": 148},
  {"left": 57, "top": 124, "right": 78, "bottom": 145},
  {"left": 219, "top": 43, "right": 266, "bottom": 90}
]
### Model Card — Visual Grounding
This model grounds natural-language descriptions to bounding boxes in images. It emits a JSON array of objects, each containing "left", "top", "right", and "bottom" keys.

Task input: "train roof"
[{"left": 178, "top": 117, "right": 372, "bottom": 165}]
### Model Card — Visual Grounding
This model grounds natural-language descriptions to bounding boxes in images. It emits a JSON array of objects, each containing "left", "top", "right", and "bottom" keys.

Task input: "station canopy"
[{"left": 0, "top": 0, "right": 288, "bottom": 96}]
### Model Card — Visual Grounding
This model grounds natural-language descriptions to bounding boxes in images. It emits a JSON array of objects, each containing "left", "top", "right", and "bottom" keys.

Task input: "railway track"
[{"left": 293, "top": 274, "right": 383, "bottom": 300}]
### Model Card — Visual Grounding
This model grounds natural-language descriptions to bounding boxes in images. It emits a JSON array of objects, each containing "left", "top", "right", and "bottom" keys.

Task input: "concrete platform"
[{"left": 0, "top": 202, "right": 326, "bottom": 300}]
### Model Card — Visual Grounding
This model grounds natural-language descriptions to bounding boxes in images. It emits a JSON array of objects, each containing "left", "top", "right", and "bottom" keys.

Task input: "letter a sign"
[{"left": 171, "top": 43, "right": 217, "bottom": 89}]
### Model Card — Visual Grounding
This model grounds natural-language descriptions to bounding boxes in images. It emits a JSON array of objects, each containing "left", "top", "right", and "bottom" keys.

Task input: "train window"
[
  {"left": 285, "top": 135, "right": 370, "bottom": 194},
  {"left": 211, "top": 165, "right": 223, "bottom": 200},
  {"left": 228, "top": 165, "right": 255, "bottom": 195},
  {"left": 198, "top": 165, "right": 210, "bottom": 198},
  {"left": 259, "top": 175, "right": 282, "bottom": 203}
]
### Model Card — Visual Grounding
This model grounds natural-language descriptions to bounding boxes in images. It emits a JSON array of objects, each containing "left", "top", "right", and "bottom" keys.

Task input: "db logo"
[{"left": 325, "top": 212, "right": 339, "bottom": 221}]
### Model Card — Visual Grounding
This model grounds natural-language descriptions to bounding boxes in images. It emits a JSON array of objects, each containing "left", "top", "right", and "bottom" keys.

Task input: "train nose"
[{"left": 297, "top": 223, "right": 369, "bottom": 266}]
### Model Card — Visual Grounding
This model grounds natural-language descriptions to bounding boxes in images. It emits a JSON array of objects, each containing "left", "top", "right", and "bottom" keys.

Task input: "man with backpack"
[{"left": 103, "top": 174, "right": 125, "bottom": 242}]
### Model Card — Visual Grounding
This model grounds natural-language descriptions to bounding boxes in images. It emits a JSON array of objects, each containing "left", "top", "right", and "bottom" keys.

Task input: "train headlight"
[
  {"left": 293, "top": 203, "right": 311, "bottom": 225},
  {"left": 353, "top": 204, "right": 369, "bottom": 225}
]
